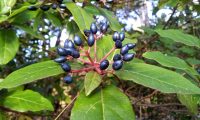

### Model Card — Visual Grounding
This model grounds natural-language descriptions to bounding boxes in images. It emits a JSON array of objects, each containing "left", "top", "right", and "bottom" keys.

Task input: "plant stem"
[
  {"left": 94, "top": 39, "right": 97, "bottom": 62},
  {"left": 71, "top": 66, "right": 95, "bottom": 73},
  {"left": 100, "top": 46, "right": 116, "bottom": 62}
]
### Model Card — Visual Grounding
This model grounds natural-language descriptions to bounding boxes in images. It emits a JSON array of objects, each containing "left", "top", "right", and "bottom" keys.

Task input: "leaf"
[
  {"left": 0, "top": 0, "right": 17, "bottom": 15},
  {"left": 1, "top": 90, "right": 54, "bottom": 112},
  {"left": 66, "top": 2, "right": 93, "bottom": 34},
  {"left": 155, "top": 29, "right": 200, "bottom": 48},
  {"left": 0, "top": 61, "right": 81, "bottom": 89},
  {"left": 84, "top": 71, "right": 101, "bottom": 96},
  {"left": 0, "top": 110, "right": 6, "bottom": 120},
  {"left": 71, "top": 85, "right": 135, "bottom": 120},
  {"left": 0, "top": 29, "right": 19, "bottom": 65},
  {"left": 115, "top": 62, "right": 200, "bottom": 94},
  {"left": 178, "top": 94, "right": 200, "bottom": 114},
  {"left": 143, "top": 51, "right": 198, "bottom": 76},
  {"left": 45, "top": 12, "right": 61, "bottom": 27}
]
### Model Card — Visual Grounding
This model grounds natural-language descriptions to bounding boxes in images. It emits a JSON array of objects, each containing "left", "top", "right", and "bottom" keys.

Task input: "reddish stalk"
[
  {"left": 94, "top": 39, "right": 97, "bottom": 62},
  {"left": 70, "top": 66, "right": 95, "bottom": 73},
  {"left": 100, "top": 46, "right": 116, "bottom": 62},
  {"left": 77, "top": 58, "right": 90, "bottom": 64}
]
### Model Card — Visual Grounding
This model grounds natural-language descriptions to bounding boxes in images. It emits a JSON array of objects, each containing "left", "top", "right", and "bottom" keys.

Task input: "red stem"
[
  {"left": 70, "top": 66, "right": 95, "bottom": 73},
  {"left": 100, "top": 46, "right": 116, "bottom": 62}
]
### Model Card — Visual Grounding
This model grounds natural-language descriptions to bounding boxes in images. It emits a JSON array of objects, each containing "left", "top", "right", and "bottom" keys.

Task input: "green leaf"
[
  {"left": 178, "top": 94, "right": 200, "bottom": 114},
  {"left": 0, "top": 110, "right": 6, "bottom": 120},
  {"left": 143, "top": 51, "right": 198, "bottom": 76},
  {"left": 0, "top": 61, "right": 81, "bottom": 89},
  {"left": 115, "top": 62, "right": 200, "bottom": 94},
  {"left": 0, "top": 29, "right": 19, "bottom": 65},
  {"left": 155, "top": 29, "right": 200, "bottom": 48},
  {"left": 71, "top": 85, "right": 135, "bottom": 120},
  {"left": 0, "top": 0, "right": 16, "bottom": 15},
  {"left": 84, "top": 71, "right": 101, "bottom": 96},
  {"left": 45, "top": 12, "right": 61, "bottom": 27},
  {"left": 66, "top": 2, "right": 93, "bottom": 34},
  {"left": 1, "top": 90, "right": 54, "bottom": 112}
]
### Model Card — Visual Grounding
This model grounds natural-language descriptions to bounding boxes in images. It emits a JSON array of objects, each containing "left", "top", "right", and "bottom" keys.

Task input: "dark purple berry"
[
  {"left": 84, "top": 29, "right": 91, "bottom": 37},
  {"left": 115, "top": 40, "right": 122, "bottom": 48},
  {"left": 40, "top": 5, "right": 50, "bottom": 11},
  {"left": 87, "top": 33, "right": 95, "bottom": 47},
  {"left": 113, "top": 31, "right": 120, "bottom": 41},
  {"left": 119, "top": 32, "right": 125, "bottom": 41},
  {"left": 74, "top": 35, "right": 83, "bottom": 46},
  {"left": 120, "top": 45, "right": 129, "bottom": 55},
  {"left": 52, "top": 3, "right": 57, "bottom": 9},
  {"left": 64, "top": 40, "right": 75, "bottom": 48},
  {"left": 100, "top": 60, "right": 109, "bottom": 70},
  {"left": 112, "top": 60, "right": 123, "bottom": 70},
  {"left": 54, "top": 56, "right": 66, "bottom": 63},
  {"left": 57, "top": 48, "right": 68, "bottom": 56},
  {"left": 90, "top": 22, "right": 97, "bottom": 34},
  {"left": 113, "top": 54, "right": 121, "bottom": 61},
  {"left": 123, "top": 53, "right": 135, "bottom": 61},
  {"left": 59, "top": 4, "right": 66, "bottom": 9},
  {"left": 61, "top": 63, "right": 71, "bottom": 72},
  {"left": 127, "top": 43, "right": 136, "bottom": 49},
  {"left": 64, "top": 48, "right": 73, "bottom": 56},
  {"left": 57, "top": 0, "right": 63, "bottom": 4},
  {"left": 72, "top": 50, "right": 80, "bottom": 58},
  {"left": 100, "top": 23, "right": 108, "bottom": 33},
  {"left": 63, "top": 75, "right": 73, "bottom": 84},
  {"left": 28, "top": 6, "right": 37, "bottom": 11}
]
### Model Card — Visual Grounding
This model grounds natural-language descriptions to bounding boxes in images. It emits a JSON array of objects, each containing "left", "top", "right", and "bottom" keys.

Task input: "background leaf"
[
  {"left": 115, "top": 62, "right": 200, "bottom": 94},
  {"left": 0, "top": 29, "right": 19, "bottom": 65},
  {"left": 0, "top": 0, "right": 17, "bottom": 15},
  {"left": 1, "top": 90, "right": 54, "bottom": 112},
  {"left": 84, "top": 71, "right": 101, "bottom": 96},
  {"left": 71, "top": 85, "right": 135, "bottom": 120}
]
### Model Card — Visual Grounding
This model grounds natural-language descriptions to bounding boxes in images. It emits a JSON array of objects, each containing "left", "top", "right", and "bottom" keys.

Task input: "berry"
[
  {"left": 74, "top": 35, "right": 83, "bottom": 46},
  {"left": 100, "top": 23, "right": 108, "bottom": 33},
  {"left": 64, "top": 48, "right": 73, "bottom": 56},
  {"left": 57, "top": 0, "right": 63, "bottom": 4},
  {"left": 112, "top": 60, "right": 123, "bottom": 70},
  {"left": 120, "top": 45, "right": 129, "bottom": 55},
  {"left": 115, "top": 40, "right": 122, "bottom": 48},
  {"left": 28, "top": 6, "right": 37, "bottom": 11},
  {"left": 54, "top": 56, "right": 66, "bottom": 63},
  {"left": 57, "top": 48, "right": 69, "bottom": 56},
  {"left": 72, "top": 50, "right": 80, "bottom": 58},
  {"left": 52, "top": 3, "right": 57, "bottom": 9},
  {"left": 119, "top": 32, "right": 125, "bottom": 41},
  {"left": 64, "top": 40, "right": 75, "bottom": 48},
  {"left": 87, "top": 33, "right": 95, "bottom": 46},
  {"left": 40, "top": 5, "right": 50, "bottom": 11},
  {"left": 61, "top": 63, "right": 71, "bottom": 72},
  {"left": 100, "top": 60, "right": 109, "bottom": 70},
  {"left": 113, "top": 54, "right": 121, "bottom": 61},
  {"left": 59, "top": 4, "right": 66, "bottom": 9},
  {"left": 112, "top": 31, "right": 120, "bottom": 41},
  {"left": 127, "top": 43, "right": 136, "bottom": 49},
  {"left": 84, "top": 29, "right": 91, "bottom": 37},
  {"left": 63, "top": 75, "right": 73, "bottom": 84},
  {"left": 197, "top": 69, "right": 200, "bottom": 74},
  {"left": 90, "top": 22, "right": 97, "bottom": 34},
  {"left": 123, "top": 53, "right": 135, "bottom": 61}
]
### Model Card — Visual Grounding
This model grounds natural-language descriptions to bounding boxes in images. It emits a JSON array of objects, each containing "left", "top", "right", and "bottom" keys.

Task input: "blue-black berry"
[
  {"left": 123, "top": 53, "right": 135, "bottom": 61},
  {"left": 120, "top": 45, "right": 129, "bottom": 55},
  {"left": 119, "top": 32, "right": 125, "bottom": 41},
  {"left": 90, "top": 22, "right": 97, "bottom": 34},
  {"left": 61, "top": 63, "right": 71, "bottom": 72},
  {"left": 57, "top": 0, "right": 63, "bottom": 4},
  {"left": 59, "top": 4, "right": 66, "bottom": 9},
  {"left": 100, "top": 60, "right": 109, "bottom": 70},
  {"left": 87, "top": 33, "right": 95, "bottom": 46},
  {"left": 113, "top": 31, "right": 120, "bottom": 41},
  {"left": 74, "top": 35, "right": 83, "bottom": 46},
  {"left": 115, "top": 40, "right": 122, "bottom": 48},
  {"left": 54, "top": 56, "right": 66, "bottom": 63},
  {"left": 52, "top": 3, "right": 57, "bottom": 9},
  {"left": 84, "top": 29, "right": 91, "bottom": 37},
  {"left": 100, "top": 23, "right": 108, "bottom": 33},
  {"left": 72, "top": 50, "right": 80, "bottom": 58},
  {"left": 127, "top": 43, "right": 136, "bottom": 49},
  {"left": 28, "top": 6, "right": 37, "bottom": 11},
  {"left": 64, "top": 40, "right": 75, "bottom": 48},
  {"left": 40, "top": 5, "right": 50, "bottom": 11},
  {"left": 57, "top": 48, "right": 68, "bottom": 56},
  {"left": 113, "top": 54, "right": 121, "bottom": 61},
  {"left": 63, "top": 75, "right": 73, "bottom": 84},
  {"left": 112, "top": 60, "right": 123, "bottom": 70}
]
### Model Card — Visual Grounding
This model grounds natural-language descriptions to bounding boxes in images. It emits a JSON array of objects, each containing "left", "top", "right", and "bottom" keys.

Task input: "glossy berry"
[
  {"left": 63, "top": 75, "right": 73, "bottom": 84},
  {"left": 52, "top": 3, "right": 57, "bottom": 9},
  {"left": 59, "top": 4, "right": 66, "bottom": 9},
  {"left": 61, "top": 63, "right": 71, "bottom": 72},
  {"left": 40, "top": 5, "right": 50, "bottom": 11},
  {"left": 127, "top": 43, "right": 136, "bottom": 49},
  {"left": 84, "top": 29, "right": 91, "bottom": 37},
  {"left": 112, "top": 60, "right": 123, "bottom": 70},
  {"left": 123, "top": 53, "right": 135, "bottom": 61},
  {"left": 72, "top": 50, "right": 80, "bottom": 58},
  {"left": 28, "top": 6, "right": 37, "bottom": 11},
  {"left": 115, "top": 40, "right": 122, "bottom": 48},
  {"left": 90, "top": 22, "right": 97, "bottom": 34},
  {"left": 54, "top": 56, "right": 66, "bottom": 63},
  {"left": 112, "top": 31, "right": 120, "bottom": 41},
  {"left": 120, "top": 45, "right": 129, "bottom": 55},
  {"left": 57, "top": 48, "right": 68, "bottom": 56},
  {"left": 74, "top": 35, "right": 83, "bottom": 46},
  {"left": 87, "top": 33, "right": 95, "bottom": 46},
  {"left": 100, "top": 23, "right": 108, "bottom": 33},
  {"left": 100, "top": 60, "right": 109, "bottom": 70},
  {"left": 113, "top": 54, "right": 121, "bottom": 61},
  {"left": 64, "top": 48, "right": 73, "bottom": 56},
  {"left": 64, "top": 40, "right": 75, "bottom": 48},
  {"left": 119, "top": 32, "right": 125, "bottom": 41}
]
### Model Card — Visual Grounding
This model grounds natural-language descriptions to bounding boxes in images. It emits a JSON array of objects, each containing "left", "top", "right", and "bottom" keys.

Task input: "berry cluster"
[
  {"left": 28, "top": 0, "right": 66, "bottom": 11},
  {"left": 54, "top": 21, "right": 136, "bottom": 84}
]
